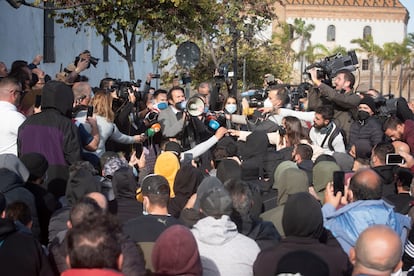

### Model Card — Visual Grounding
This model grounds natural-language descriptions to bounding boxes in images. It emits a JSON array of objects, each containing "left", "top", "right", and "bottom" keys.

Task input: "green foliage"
[{"left": 51, "top": 0, "right": 281, "bottom": 83}]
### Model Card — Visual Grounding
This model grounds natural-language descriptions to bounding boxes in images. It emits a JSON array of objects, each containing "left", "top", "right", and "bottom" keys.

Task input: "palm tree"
[
  {"left": 381, "top": 42, "right": 399, "bottom": 97},
  {"left": 400, "top": 33, "right": 414, "bottom": 98},
  {"left": 291, "top": 18, "right": 315, "bottom": 82},
  {"left": 351, "top": 35, "right": 382, "bottom": 88}
]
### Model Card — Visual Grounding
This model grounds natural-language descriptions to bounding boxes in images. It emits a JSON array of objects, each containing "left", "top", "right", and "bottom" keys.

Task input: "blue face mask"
[
  {"left": 225, "top": 103, "right": 237, "bottom": 114},
  {"left": 156, "top": 102, "right": 168, "bottom": 110}
]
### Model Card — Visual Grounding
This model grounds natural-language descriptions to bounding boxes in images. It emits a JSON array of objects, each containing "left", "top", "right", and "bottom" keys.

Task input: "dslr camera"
[{"left": 74, "top": 50, "right": 99, "bottom": 69}]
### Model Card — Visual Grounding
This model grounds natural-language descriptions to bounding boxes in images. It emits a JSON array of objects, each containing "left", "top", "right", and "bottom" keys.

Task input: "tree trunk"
[
  {"left": 388, "top": 63, "right": 392, "bottom": 98},
  {"left": 369, "top": 56, "right": 373, "bottom": 88},
  {"left": 398, "top": 64, "right": 403, "bottom": 98},
  {"left": 127, "top": 58, "right": 135, "bottom": 81},
  {"left": 380, "top": 62, "right": 384, "bottom": 95}
]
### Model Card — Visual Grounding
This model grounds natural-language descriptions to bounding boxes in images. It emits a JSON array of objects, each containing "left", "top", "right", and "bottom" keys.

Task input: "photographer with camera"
[
  {"left": 308, "top": 68, "right": 360, "bottom": 143},
  {"left": 99, "top": 77, "right": 144, "bottom": 159},
  {"left": 65, "top": 50, "right": 98, "bottom": 84}
]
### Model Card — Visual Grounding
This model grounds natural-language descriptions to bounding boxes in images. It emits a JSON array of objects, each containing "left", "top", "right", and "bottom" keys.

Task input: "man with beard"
[
  {"left": 309, "top": 105, "right": 346, "bottom": 155},
  {"left": 384, "top": 115, "right": 414, "bottom": 154}
]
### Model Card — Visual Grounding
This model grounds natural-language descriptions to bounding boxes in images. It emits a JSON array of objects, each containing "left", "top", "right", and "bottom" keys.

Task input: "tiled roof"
[{"left": 285, "top": 0, "right": 404, "bottom": 7}]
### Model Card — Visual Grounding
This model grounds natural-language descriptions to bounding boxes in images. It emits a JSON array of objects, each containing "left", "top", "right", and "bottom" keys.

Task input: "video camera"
[
  {"left": 241, "top": 89, "right": 268, "bottom": 108},
  {"left": 287, "top": 82, "right": 312, "bottom": 107},
  {"left": 214, "top": 64, "right": 230, "bottom": 81},
  {"left": 109, "top": 79, "right": 143, "bottom": 102},
  {"left": 74, "top": 50, "right": 99, "bottom": 69},
  {"left": 304, "top": 50, "right": 358, "bottom": 81}
]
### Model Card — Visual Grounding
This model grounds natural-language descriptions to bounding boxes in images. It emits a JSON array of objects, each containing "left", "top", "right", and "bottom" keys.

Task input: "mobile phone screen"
[
  {"left": 87, "top": 106, "right": 94, "bottom": 118},
  {"left": 386, "top": 154, "right": 405, "bottom": 165},
  {"left": 333, "top": 171, "right": 345, "bottom": 195},
  {"left": 35, "top": 95, "right": 41, "bottom": 108}
]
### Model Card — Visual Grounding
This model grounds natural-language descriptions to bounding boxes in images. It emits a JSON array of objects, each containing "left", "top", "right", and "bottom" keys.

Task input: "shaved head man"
[
  {"left": 350, "top": 225, "right": 402, "bottom": 276},
  {"left": 392, "top": 141, "right": 411, "bottom": 155}
]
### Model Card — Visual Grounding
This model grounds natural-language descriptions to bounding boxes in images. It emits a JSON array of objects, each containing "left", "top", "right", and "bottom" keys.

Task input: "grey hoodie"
[{"left": 191, "top": 215, "right": 260, "bottom": 276}]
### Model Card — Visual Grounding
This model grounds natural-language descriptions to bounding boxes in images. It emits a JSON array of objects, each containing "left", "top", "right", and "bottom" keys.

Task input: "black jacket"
[
  {"left": 0, "top": 218, "right": 54, "bottom": 276},
  {"left": 348, "top": 116, "right": 383, "bottom": 150},
  {"left": 0, "top": 168, "right": 41, "bottom": 240}
]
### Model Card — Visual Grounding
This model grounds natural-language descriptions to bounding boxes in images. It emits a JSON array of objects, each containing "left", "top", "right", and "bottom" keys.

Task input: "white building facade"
[
  {"left": 0, "top": 1, "right": 160, "bottom": 87},
  {"left": 279, "top": 0, "right": 410, "bottom": 96}
]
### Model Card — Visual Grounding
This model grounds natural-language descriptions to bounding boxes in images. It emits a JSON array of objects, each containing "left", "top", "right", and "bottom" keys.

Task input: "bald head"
[
  {"left": 349, "top": 168, "right": 382, "bottom": 201},
  {"left": 72, "top": 81, "right": 92, "bottom": 106},
  {"left": 350, "top": 225, "right": 402, "bottom": 275},
  {"left": 392, "top": 141, "right": 410, "bottom": 155},
  {"left": 86, "top": 192, "right": 108, "bottom": 211}
]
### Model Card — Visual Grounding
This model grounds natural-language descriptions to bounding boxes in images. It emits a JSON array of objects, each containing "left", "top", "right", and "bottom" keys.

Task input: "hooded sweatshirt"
[
  {"left": 191, "top": 215, "right": 260, "bottom": 276},
  {"left": 168, "top": 165, "right": 205, "bottom": 218},
  {"left": 154, "top": 151, "right": 180, "bottom": 198},
  {"left": 0, "top": 154, "right": 40, "bottom": 240},
  {"left": 254, "top": 192, "right": 352, "bottom": 276},
  {"left": 261, "top": 167, "right": 309, "bottom": 237},
  {"left": 18, "top": 80, "right": 81, "bottom": 198},
  {"left": 112, "top": 167, "right": 142, "bottom": 224}
]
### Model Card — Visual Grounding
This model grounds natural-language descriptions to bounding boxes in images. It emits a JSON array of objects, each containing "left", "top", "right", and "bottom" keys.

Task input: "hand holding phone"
[{"left": 35, "top": 95, "right": 42, "bottom": 108}]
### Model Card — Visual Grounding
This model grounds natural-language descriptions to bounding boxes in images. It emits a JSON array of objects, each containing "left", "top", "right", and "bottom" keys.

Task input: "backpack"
[{"left": 320, "top": 124, "right": 347, "bottom": 152}]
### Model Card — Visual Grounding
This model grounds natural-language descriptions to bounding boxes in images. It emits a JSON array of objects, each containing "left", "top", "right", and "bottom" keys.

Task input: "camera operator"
[
  {"left": 308, "top": 68, "right": 360, "bottom": 142},
  {"left": 364, "top": 88, "right": 414, "bottom": 123},
  {"left": 99, "top": 77, "right": 143, "bottom": 159}
]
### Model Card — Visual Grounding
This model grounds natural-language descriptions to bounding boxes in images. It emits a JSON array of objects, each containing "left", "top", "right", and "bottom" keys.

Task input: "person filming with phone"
[{"left": 322, "top": 168, "right": 411, "bottom": 256}]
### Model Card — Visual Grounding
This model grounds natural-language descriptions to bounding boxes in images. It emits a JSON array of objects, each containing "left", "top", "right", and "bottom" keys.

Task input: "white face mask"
[
  {"left": 225, "top": 103, "right": 237, "bottom": 114},
  {"left": 264, "top": 98, "right": 273, "bottom": 108}
]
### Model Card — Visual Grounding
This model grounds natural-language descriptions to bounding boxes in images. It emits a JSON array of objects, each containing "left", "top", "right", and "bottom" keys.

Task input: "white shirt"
[
  {"left": 0, "top": 101, "right": 26, "bottom": 155},
  {"left": 309, "top": 123, "right": 346, "bottom": 155}
]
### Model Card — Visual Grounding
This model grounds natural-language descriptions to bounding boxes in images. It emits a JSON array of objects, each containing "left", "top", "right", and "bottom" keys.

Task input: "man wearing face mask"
[
  {"left": 348, "top": 95, "right": 383, "bottom": 154},
  {"left": 228, "top": 86, "right": 288, "bottom": 130},
  {"left": 123, "top": 174, "right": 181, "bottom": 271}
]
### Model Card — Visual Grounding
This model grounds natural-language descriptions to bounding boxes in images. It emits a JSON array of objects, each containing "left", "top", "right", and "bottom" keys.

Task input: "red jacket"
[{"left": 61, "top": 268, "right": 124, "bottom": 276}]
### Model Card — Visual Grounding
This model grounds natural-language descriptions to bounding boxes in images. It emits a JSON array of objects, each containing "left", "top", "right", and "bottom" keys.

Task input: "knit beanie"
[
  {"left": 152, "top": 225, "right": 202, "bottom": 276},
  {"left": 360, "top": 96, "right": 376, "bottom": 114}
]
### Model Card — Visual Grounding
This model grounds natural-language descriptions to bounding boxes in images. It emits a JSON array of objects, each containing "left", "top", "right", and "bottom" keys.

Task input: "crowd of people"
[{"left": 2, "top": 53, "right": 414, "bottom": 276}]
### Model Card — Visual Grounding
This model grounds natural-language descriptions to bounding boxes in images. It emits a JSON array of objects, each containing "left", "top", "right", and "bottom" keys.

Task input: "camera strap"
[{"left": 320, "top": 123, "right": 334, "bottom": 149}]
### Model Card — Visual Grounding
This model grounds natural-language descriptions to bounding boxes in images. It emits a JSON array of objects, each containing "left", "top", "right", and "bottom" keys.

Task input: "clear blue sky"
[{"left": 400, "top": 0, "right": 414, "bottom": 33}]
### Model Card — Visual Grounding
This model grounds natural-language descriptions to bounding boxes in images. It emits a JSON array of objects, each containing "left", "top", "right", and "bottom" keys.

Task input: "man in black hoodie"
[{"left": 18, "top": 80, "right": 81, "bottom": 199}]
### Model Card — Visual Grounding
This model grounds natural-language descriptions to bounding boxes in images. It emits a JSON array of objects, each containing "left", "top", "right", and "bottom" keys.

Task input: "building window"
[
  {"left": 327, "top": 25, "right": 335, "bottom": 41},
  {"left": 362, "top": 59, "right": 369, "bottom": 71},
  {"left": 363, "top": 26, "right": 372, "bottom": 40},
  {"left": 43, "top": 4, "right": 55, "bottom": 63}
]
